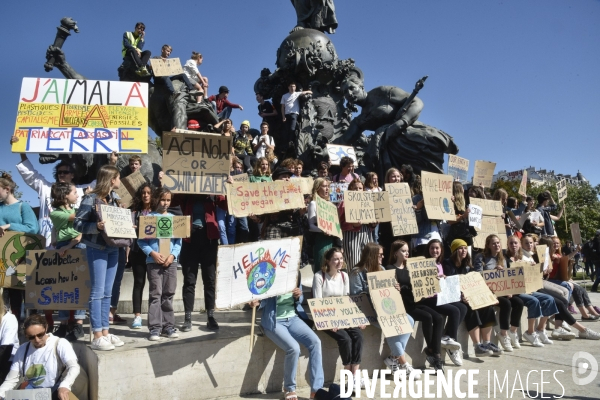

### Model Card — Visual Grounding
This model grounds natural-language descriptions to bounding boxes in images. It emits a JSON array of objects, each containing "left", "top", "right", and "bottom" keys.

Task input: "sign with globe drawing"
[
  {"left": 366, "top": 269, "right": 413, "bottom": 338},
  {"left": 0, "top": 231, "right": 45, "bottom": 289}
]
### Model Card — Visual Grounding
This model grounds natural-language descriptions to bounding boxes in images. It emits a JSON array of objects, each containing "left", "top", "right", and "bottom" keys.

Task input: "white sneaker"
[
  {"left": 91, "top": 336, "right": 115, "bottom": 351},
  {"left": 523, "top": 331, "right": 544, "bottom": 347},
  {"left": 384, "top": 356, "right": 399, "bottom": 373},
  {"left": 536, "top": 330, "right": 553, "bottom": 344},
  {"left": 353, "top": 374, "right": 365, "bottom": 389},
  {"left": 447, "top": 349, "right": 463, "bottom": 366},
  {"left": 440, "top": 336, "right": 461, "bottom": 351},
  {"left": 508, "top": 331, "right": 521, "bottom": 349},
  {"left": 579, "top": 328, "right": 600, "bottom": 340},
  {"left": 551, "top": 327, "right": 576, "bottom": 340},
  {"left": 561, "top": 321, "right": 572, "bottom": 332},
  {"left": 499, "top": 335, "right": 513, "bottom": 352},
  {"left": 399, "top": 362, "right": 421, "bottom": 380},
  {"left": 107, "top": 334, "right": 124, "bottom": 347},
  {"left": 149, "top": 330, "right": 161, "bottom": 341}
]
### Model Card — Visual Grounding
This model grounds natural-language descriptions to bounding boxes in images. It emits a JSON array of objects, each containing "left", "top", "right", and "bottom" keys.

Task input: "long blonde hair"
[
  {"left": 352, "top": 242, "right": 383, "bottom": 275},
  {"left": 453, "top": 181, "right": 465, "bottom": 212},
  {"left": 90, "top": 165, "right": 120, "bottom": 198},
  {"left": 483, "top": 234, "right": 505, "bottom": 267},
  {"left": 311, "top": 178, "right": 328, "bottom": 200}
]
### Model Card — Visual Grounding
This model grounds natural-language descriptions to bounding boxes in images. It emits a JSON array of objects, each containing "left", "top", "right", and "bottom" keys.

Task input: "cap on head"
[
  {"left": 241, "top": 120, "right": 250, "bottom": 128},
  {"left": 187, "top": 119, "right": 200, "bottom": 130},
  {"left": 219, "top": 86, "right": 229, "bottom": 94},
  {"left": 271, "top": 167, "right": 293, "bottom": 181},
  {"left": 451, "top": 239, "right": 468, "bottom": 254}
]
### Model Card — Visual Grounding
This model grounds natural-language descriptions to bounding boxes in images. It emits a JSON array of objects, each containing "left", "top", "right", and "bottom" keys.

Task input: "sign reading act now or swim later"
[{"left": 12, "top": 78, "right": 148, "bottom": 154}]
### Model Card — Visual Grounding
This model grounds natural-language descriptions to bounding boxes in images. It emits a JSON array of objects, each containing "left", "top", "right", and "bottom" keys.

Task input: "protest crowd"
[{"left": 3, "top": 20, "right": 600, "bottom": 400}]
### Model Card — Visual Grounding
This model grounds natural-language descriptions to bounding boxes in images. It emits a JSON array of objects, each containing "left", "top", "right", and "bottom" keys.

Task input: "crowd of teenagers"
[{"left": 1, "top": 20, "right": 600, "bottom": 399}]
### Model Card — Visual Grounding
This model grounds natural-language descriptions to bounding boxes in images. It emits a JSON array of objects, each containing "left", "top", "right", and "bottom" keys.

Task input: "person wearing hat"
[
  {"left": 233, "top": 121, "right": 256, "bottom": 172},
  {"left": 208, "top": 86, "right": 243, "bottom": 120}
]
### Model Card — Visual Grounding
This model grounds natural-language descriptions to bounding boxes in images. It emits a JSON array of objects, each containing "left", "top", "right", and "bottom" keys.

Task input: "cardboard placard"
[
  {"left": 447, "top": 154, "right": 469, "bottom": 182},
  {"left": 420, "top": 171, "right": 456, "bottom": 221},
  {"left": 476, "top": 216, "right": 505, "bottom": 233},
  {"left": 226, "top": 180, "right": 304, "bottom": 218},
  {"left": 291, "top": 176, "right": 314, "bottom": 195},
  {"left": 114, "top": 170, "right": 147, "bottom": 208},
  {"left": 536, "top": 245, "right": 548, "bottom": 267},
  {"left": 0, "top": 232, "right": 46, "bottom": 289},
  {"left": 570, "top": 223, "right": 582, "bottom": 246},
  {"left": 6, "top": 388, "right": 52, "bottom": 400},
  {"left": 215, "top": 237, "right": 302, "bottom": 309},
  {"left": 482, "top": 267, "right": 526, "bottom": 296},
  {"left": 436, "top": 275, "right": 461, "bottom": 306},
  {"left": 100, "top": 204, "right": 136, "bottom": 238},
  {"left": 518, "top": 170, "right": 528, "bottom": 196},
  {"left": 459, "top": 272, "right": 498, "bottom": 310},
  {"left": 344, "top": 191, "right": 391, "bottom": 223},
  {"left": 329, "top": 182, "right": 348, "bottom": 203},
  {"left": 316, "top": 196, "right": 343, "bottom": 239},
  {"left": 366, "top": 270, "right": 413, "bottom": 337},
  {"left": 24, "top": 249, "right": 90, "bottom": 310},
  {"left": 139, "top": 215, "right": 190, "bottom": 239},
  {"left": 231, "top": 173, "right": 249, "bottom": 183},
  {"left": 406, "top": 257, "right": 441, "bottom": 302},
  {"left": 162, "top": 131, "right": 231, "bottom": 194},
  {"left": 469, "top": 198, "right": 503, "bottom": 217},
  {"left": 150, "top": 57, "right": 184, "bottom": 77},
  {"left": 472, "top": 160, "right": 496, "bottom": 187},
  {"left": 556, "top": 179, "right": 568, "bottom": 203},
  {"left": 468, "top": 204, "right": 483, "bottom": 229},
  {"left": 507, "top": 210, "right": 528, "bottom": 230},
  {"left": 385, "top": 183, "right": 418, "bottom": 236},
  {"left": 513, "top": 261, "right": 544, "bottom": 293},
  {"left": 326, "top": 144, "right": 358, "bottom": 166},
  {"left": 473, "top": 233, "right": 507, "bottom": 250},
  {"left": 12, "top": 78, "right": 148, "bottom": 154},
  {"left": 307, "top": 294, "right": 376, "bottom": 330}
]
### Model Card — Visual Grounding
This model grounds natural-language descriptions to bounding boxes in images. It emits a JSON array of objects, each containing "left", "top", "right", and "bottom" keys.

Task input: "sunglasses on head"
[
  {"left": 27, "top": 332, "right": 46, "bottom": 341},
  {"left": 57, "top": 170, "right": 71, "bottom": 175}
]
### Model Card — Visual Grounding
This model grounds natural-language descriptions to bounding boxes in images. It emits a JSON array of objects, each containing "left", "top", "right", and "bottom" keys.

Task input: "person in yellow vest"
[{"left": 122, "top": 22, "right": 151, "bottom": 77}]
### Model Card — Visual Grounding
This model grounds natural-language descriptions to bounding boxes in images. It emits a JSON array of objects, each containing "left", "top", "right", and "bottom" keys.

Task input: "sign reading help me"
[
  {"left": 162, "top": 131, "right": 231, "bottom": 195},
  {"left": 227, "top": 180, "right": 304, "bottom": 218},
  {"left": 139, "top": 216, "right": 190, "bottom": 239},
  {"left": 215, "top": 237, "right": 302, "bottom": 309},
  {"left": 307, "top": 294, "right": 376, "bottom": 330},
  {"left": 13, "top": 78, "right": 148, "bottom": 154},
  {"left": 366, "top": 270, "right": 413, "bottom": 338},
  {"left": 100, "top": 205, "right": 136, "bottom": 238},
  {"left": 24, "top": 249, "right": 90, "bottom": 310},
  {"left": 420, "top": 171, "right": 456, "bottom": 221}
]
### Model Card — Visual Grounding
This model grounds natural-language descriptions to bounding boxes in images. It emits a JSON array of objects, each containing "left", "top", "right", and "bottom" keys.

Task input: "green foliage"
[
  {"left": 0, "top": 170, "right": 22, "bottom": 199},
  {"left": 154, "top": 136, "right": 162, "bottom": 149}
]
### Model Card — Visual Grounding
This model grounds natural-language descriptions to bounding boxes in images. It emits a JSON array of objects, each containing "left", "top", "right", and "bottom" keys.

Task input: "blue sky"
[{"left": 2, "top": 0, "right": 599, "bottom": 205}]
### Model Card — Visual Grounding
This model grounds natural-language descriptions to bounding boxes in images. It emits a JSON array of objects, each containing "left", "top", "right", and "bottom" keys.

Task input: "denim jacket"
[
  {"left": 258, "top": 281, "right": 309, "bottom": 332},
  {"left": 137, "top": 212, "right": 182, "bottom": 264},
  {"left": 74, "top": 192, "right": 120, "bottom": 250}
]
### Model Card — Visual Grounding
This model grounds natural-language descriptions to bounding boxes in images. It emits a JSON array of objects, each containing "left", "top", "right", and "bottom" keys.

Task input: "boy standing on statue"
[{"left": 280, "top": 82, "right": 311, "bottom": 153}]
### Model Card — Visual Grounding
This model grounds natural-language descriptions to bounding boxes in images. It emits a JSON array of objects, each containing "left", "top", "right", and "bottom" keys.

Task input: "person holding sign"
[
  {"left": 445, "top": 181, "right": 476, "bottom": 255},
  {"left": 411, "top": 176, "right": 440, "bottom": 256},
  {"left": 307, "top": 178, "right": 338, "bottom": 271},
  {"left": 473, "top": 234, "right": 524, "bottom": 353},
  {"left": 137, "top": 188, "right": 181, "bottom": 341},
  {"left": 378, "top": 168, "right": 403, "bottom": 265},
  {"left": 536, "top": 192, "right": 563, "bottom": 237},
  {"left": 74, "top": 165, "right": 125, "bottom": 351},
  {"left": 312, "top": 248, "right": 365, "bottom": 389},
  {"left": 349, "top": 243, "right": 418, "bottom": 378},
  {"left": 443, "top": 239, "right": 498, "bottom": 358}
]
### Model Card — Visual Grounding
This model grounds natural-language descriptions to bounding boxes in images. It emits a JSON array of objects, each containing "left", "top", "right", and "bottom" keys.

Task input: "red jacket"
[{"left": 208, "top": 95, "right": 241, "bottom": 114}]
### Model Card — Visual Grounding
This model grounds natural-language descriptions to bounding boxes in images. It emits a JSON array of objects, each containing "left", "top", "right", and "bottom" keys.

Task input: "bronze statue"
[{"left": 290, "top": 0, "right": 338, "bottom": 34}]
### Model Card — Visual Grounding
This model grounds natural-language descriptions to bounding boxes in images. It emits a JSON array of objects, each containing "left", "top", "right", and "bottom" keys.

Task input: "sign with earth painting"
[{"left": 366, "top": 269, "right": 413, "bottom": 338}]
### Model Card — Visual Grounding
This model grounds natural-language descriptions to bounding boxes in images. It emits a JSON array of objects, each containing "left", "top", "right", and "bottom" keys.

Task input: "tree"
[{"left": 0, "top": 170, "right": 22, "bottom": 199}]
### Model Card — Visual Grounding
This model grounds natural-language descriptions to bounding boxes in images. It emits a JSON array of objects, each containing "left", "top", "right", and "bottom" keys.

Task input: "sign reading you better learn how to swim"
[
  {"left": 12, "top": 78, "right": 148, "bottom": 154},
  {"left": 367, "top": 269, "right": 413, "bottom": 338},
  {"left": 227, "top": 180, "right": 305, "bottom": 218},
  {"left": 162, "top": 131, "right": 231, "bottom": 195},
  {"left": 307, "top": 294, "right": 376, "bottom": 330},
  {"left": 215, "top": 237, "right": 302, "bottom": 309},
  {"left": 420, "top": 171, "right": 456, "bottom": 221}
]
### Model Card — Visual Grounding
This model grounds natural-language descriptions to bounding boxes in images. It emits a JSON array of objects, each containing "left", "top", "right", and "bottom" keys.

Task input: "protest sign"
[
  {"left": 149, "top": 57, "right": 184, "bottom": 77},
  {"left": 469, "top": 198, "right": 503, "bottom": 217},
  {"left": 344, "top": 191, "right": 391, "bottom": 223},
  {"left": 536, "top": 245, "right": 548, "bottom": 267},
  {"left": 437, "top": 275, "right": 461, "bottom": 306},
  {"left": 162, "top": 131, "right": 231, "bottom": 194},
  {"left": 518, "top": 170, "right": 528, "bottom": 196},
  {"left": 291, "top": 176, "right": 314, "bottom": 195},
  {"left": 420, "top": 171, "right": 456, "bottom": 221},
  {"left": 406, "top": 257, "right": 441, "bottom": 302},
  {"left": 114, "top": 170, "right": 147, "bottom": 208},
  {"left": 570, "top": 223, "right": 582, "bottom": 245},
  {"left": 227, "top": 180, "right": 304, "bottom": 218},
  {"left": 316, "top": 196, "right": 343, "bottom": 239},
  {"left": 472, "top": 160, "right": 496, "bottom": 187},
  {"left": 385, "top": 183, "right": 418, "bottom": 236},
  {"left": 139, "top": 216, "right": 190, "bottom": 239},
  {"left": 329, "top": 182, "right": 348, "bottom": 203},
  {"left": 366, "top": 270, "right": 413, "bottom": 337},
  {"left": 468, "top": 204, "right": 483, "bottom": 229},
  {"left": 100, "top": 205, "right": 136, "bottom": 238},
  {"left": 215, "top": 237, "right": 302, "bottom": 308},
  {"left": 307, "top": 294, "right": 377, "bottom": 330},
  {"left": 482, "top": 267, "right": 526, "bottom": 296},
  {"left": 507, "top": 210, "right": 528, "bottom": 230},
  {"left": 24, "top": 249, "right": 90, "bottom": 310},
  {"left": 556, "top": 179, "right": 568, "bottom": 203},
  {"left": 231, "top": 173, "right": 249, "bottom": 183},
  {"left": 12, "top": 78, "right": 148, "bottom": 154},
  {"left": 447, "top": 155, "right": 469, "bottom": 182},
  {"left": 0, "top": 232, "right": 45, "bottom": 289},
  {"left": 513, "top": 261, "right": 544, "bottom": 293},
  {"left": 459, "top": 272, "right": 498, "bottom": 310},
  {"left": 6, "top": 388, "right": 52, "bottom": 400},
  {"left": 326, "top": 144, "right": 358, "bottom": 166},
  {"left": 473, "top": 232, "right": 507, "bottom": 250}
]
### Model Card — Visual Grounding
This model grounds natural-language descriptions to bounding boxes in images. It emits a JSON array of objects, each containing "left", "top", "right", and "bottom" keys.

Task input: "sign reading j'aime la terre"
[{"left": 12, "top": 78, "right": 148, "bottom": 154}]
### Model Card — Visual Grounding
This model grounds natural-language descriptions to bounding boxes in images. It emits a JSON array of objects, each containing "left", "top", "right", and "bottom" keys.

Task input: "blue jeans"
[
  {"left": 110, "top": 248, "right": 127, "bottom": 309},
  {"left": 263, "top": 316, "right": 323, "bottom": 393},
  {"left": 56, "top": 241, "right": 86, "bottom": 321},
  {"left": 211, "top": 102, "right": 232, "bottom": 120},
  {"left": 87, "top": 246, "right": 119, "bottom": 332},
  {"left": 373, "top": 314, "right": 414, "bottom": 357},
  {"left": 216, "top": 206, "right": 236, "bottom": 245},
  {"left": 531, "top": 292, "right": 558, "bottom": 316},
  {"left": 549, "top": 279, "right": 573, "bottom": 301},
  {"left": 519, "top": 293, "right": 558, "bottom": 319}
]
